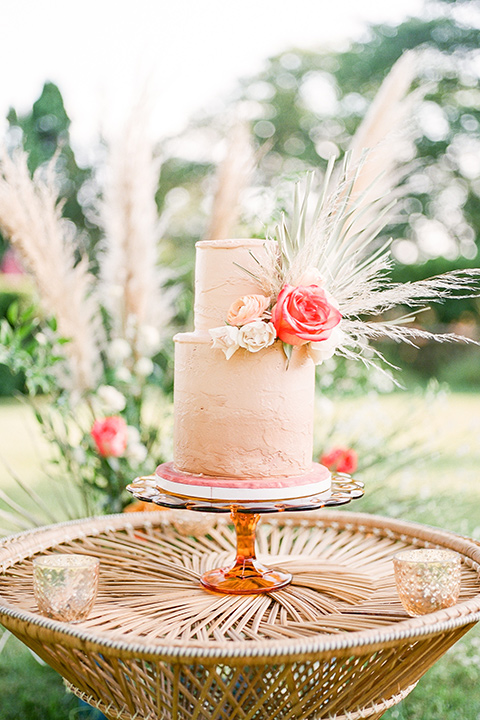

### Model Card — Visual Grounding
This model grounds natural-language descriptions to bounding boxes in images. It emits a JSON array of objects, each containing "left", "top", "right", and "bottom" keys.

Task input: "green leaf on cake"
[{"left": 282, "top": 341, "right": 293, "bottom": 368}]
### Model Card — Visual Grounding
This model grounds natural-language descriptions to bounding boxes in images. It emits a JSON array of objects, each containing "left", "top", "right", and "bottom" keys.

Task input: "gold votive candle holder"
[
  {"left": 33, "top": 554, "right": 99, "bottom": 623},
  {"left": 393, "top": 548, "right": 461, "bottom": 616}
]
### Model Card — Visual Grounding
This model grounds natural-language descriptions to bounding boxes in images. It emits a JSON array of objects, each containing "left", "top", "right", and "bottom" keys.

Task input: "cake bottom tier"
[{"left": 173, "top": 334, "right": 316, "bottom": 478}]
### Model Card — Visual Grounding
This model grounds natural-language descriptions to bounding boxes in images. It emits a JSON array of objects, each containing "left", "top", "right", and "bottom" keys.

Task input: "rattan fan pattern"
[{"left": 0, "top": 510, "right": 479, "bottom": 720}]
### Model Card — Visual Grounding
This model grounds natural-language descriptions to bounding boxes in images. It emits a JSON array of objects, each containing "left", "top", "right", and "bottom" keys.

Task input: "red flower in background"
[
  {"left": 320, "top": 447, "right": 358, "bottom": 474},
  {"left": 91, "top": 416, "right": 128, "bottom": 458}
]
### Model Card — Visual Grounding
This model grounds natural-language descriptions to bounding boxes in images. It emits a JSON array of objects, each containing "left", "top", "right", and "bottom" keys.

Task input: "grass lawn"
[{"left": 0, "top": 391, "right": 479, "bottom": 719}]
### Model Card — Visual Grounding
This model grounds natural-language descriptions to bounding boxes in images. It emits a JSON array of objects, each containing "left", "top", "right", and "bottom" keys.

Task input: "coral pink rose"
[
  {"left": 320, "top": 447, "right": 358, "bottom": 474},
  {"left": 91, "top": 416, "right": 128, "bottom": 458},
  {"left": 227, "top": 294, "right": 270, "bottom": 326},
  {"left": 271, "top": 284, "right": 342, "bottom": 346}
]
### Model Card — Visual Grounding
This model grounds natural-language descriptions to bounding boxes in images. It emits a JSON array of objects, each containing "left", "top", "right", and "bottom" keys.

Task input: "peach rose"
[
  {"left": 227, "top": 294, "right": 270, "bottom": 326},
  {"left": 271, "top": 284, "right": 342, "bottom": 346},
  {"left": 91, "top": 416, "right": 128, "bottom": 458}
]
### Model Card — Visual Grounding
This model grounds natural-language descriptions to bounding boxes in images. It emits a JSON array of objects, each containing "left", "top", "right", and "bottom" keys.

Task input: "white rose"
[
  {"left": 134, "top": 357, "right": 154, "bottom": 377},
  {"left": 237, "top": 321, "right": 276, "bottom": 353},
  {"left": 97, "top": 385, "right": 127, "bottom": 412},
  {"left": 210, "top": 326, "right": 240, "bottom": 360},
  {"left": 109, "top": 338, "right": 131, "bottom": 363},
  {"left": 308, "top": 325, "right": 345, "bottom": 365}
]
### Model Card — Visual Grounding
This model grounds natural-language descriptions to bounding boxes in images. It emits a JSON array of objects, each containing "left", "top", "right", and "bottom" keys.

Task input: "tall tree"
[{"left": 4, "top": 82, "right": 99, "bottom": 259}]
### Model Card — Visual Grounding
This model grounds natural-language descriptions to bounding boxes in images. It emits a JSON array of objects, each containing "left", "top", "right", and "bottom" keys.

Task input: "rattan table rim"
[{"left": 1, "top": 509, "right": 480, "bottom": 663}]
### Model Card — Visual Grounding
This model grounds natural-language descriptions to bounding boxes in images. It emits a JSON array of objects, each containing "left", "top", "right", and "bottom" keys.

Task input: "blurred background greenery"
[
  {"left": 0, "top": 0, "right": 479, "bottom": 718},
  {"left": 1, "top": 0, "right": 479, "bottom": 397}
]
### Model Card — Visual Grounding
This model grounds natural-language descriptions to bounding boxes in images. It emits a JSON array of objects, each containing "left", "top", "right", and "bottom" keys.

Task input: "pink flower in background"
[
  {"left": 0, "top": 248, "right": 24, "bottom": 275},
  {"left": 271, "top": 284, "right": 342, "bottom": 346},
  {"left": 91, "top": 416, "right": 128, "bottom": 458},
  {"left": 227, "top": 294, "right": 270, "bottom": 326},
  {"left": 320, "top": 447, "right": 358, "bottom": 474}
]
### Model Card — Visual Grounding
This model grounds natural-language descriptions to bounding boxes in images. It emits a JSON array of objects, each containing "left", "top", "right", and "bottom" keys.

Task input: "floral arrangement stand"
[
  {"left": 0, "top": 510, "right": 480, "bottom": 720},
  {"left": 127, "top": 466, "right": 364, "bottom": 594}
]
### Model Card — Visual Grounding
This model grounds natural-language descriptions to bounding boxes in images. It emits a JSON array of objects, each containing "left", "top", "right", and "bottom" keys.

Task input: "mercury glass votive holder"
[
  {"left": 170, "top": 509, "right": 213, "bottom": 536},
  {"left": 33, "top": 554, "right": 99, "bottom": 622},
  {"left": 393, "top": 548, "right": 461, "bottom": 616}
]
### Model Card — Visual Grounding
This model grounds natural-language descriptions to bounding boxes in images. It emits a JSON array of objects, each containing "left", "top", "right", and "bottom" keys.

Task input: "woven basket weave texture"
[{"left": 0, "top": 510, "right": 479, "bottom": 720}]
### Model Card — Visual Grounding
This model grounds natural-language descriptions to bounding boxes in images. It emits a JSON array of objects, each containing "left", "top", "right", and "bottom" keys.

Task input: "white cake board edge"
[{"left": 155, "top": 473, "right": 332, "bottom": 502}]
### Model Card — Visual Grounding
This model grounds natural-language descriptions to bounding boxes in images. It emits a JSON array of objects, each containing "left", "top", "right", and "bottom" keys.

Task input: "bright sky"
[{"left": 2, "top": 0, "right": 425, "bottom": 149}]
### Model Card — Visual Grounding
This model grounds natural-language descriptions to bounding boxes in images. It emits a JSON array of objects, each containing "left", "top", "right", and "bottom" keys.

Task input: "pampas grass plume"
[
  {"left": 99, "top": 93, "right": 174, "bottom": 358},
  {"left": 0, "top": 149, "right": 103, "bottom": 392},
  {"left": 204, "top": 122, "right": 254, "bottom": 241}
]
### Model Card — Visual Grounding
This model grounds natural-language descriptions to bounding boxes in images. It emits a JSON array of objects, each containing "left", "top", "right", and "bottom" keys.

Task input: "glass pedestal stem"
[{"left": 200, "top": 508, "right": 292, "bottom": 595}]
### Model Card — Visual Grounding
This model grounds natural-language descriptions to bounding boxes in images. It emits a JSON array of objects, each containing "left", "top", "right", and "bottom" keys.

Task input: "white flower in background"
[
  {"left": 126, "top": 442, "right": 148, "bottom": 464},
  {"left": 97, "top": 384, "right": 127, "bottom": 412},
  {"left": 72, "top": 446, "right": 87, "bottom": 465},
  {"left": 35, "top": 332, "right": 47, "bottom": 346},
  {"left": 126, "top": 426, "right": 148, "bottom": 464},
  {"left": 308, "top": 326, "right": 346, "bottom": 365},
  {"left": 107, "top": 457, "right": 120, "bottom": 472},
  {"left": 115, "top": 366, "right": 132, "bottom": 383},
  {"left": 109, "top": 338, "right": 131, "bottom": 363},
  {"left": 210, "top": 325, "right": 240, "bottom": 359},
  {"left": 127, "top": 425, "right": 141, "bottom": 444},
  {"left": 137, "top": 325, "right": 161, "bottom": 356},
  {"left": 134, "top": 357, "right": 154, "bottom": 377},
  {"left": 238, "top": 321, "right": 276, "bottom": 353}
]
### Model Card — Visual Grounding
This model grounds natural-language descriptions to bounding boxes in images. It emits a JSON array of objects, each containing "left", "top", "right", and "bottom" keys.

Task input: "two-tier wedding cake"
[{"left": 154, "top": 238, "right": 332, "bottom": 501}]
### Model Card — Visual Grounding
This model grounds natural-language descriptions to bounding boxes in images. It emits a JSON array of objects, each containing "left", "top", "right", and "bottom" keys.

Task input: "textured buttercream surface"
[{"left": 194, "top": 239, "right": 275, "bottom": 331}]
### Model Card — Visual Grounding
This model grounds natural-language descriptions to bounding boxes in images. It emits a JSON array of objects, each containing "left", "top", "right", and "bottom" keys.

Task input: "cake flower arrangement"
[
  {"left": 211, "top": 277, "right": 343, "bottom": 364},
  {"left": 209, "top": 162, "right": 480, "bottom": 372}
]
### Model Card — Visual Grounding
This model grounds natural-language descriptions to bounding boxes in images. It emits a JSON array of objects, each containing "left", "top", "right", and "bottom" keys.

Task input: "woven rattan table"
[{"left": 0, "top": 509, "right": 479, "bottom": 720}]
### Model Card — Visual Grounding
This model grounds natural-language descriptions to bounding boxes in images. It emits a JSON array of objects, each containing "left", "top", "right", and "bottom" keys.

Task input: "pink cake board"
[{"left": 155, "top": 462, "right": 332, "bottom": 502}]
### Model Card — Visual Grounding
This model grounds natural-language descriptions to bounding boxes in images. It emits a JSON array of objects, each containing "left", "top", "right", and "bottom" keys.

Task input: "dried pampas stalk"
[
  {"left": 345, "top": 51, "right": 418, "bottom": 234},
  {"left": 0, "top": 149, "right": 102, "bottom": 392},
  {"left": 349, "top": 51, "right": 417, "bottom": 174},
  {"left": 204, "top": 122, "right": 255, "bottom": 241},
  {"left": 100, "top": 95, "right": 173, "bottom": 356}
]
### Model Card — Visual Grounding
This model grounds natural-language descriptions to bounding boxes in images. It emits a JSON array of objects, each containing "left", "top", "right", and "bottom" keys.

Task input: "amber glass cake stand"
[{"left": 127, "top": 466, "right": 364, "bottom": 595}]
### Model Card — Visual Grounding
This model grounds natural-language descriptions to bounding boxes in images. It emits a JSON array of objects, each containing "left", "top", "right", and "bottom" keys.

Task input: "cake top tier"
[{"left": 193, "top": 238, "right": 275, "bottom": 333}]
